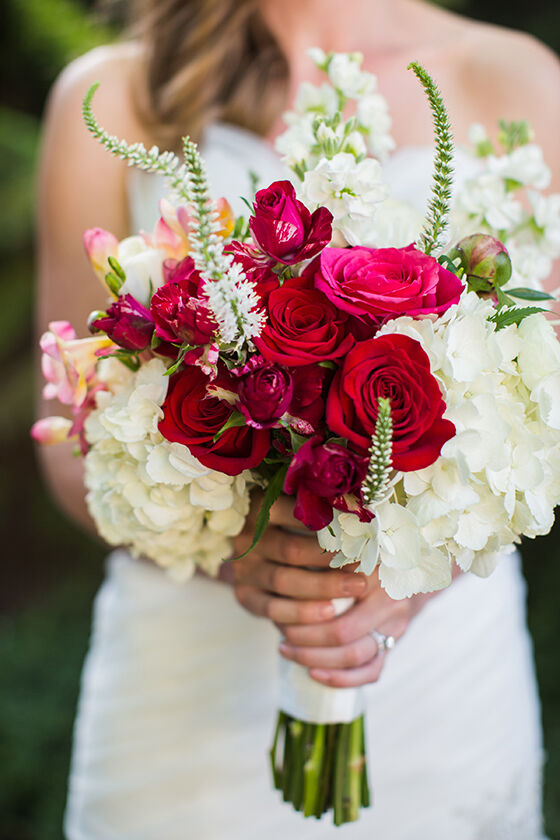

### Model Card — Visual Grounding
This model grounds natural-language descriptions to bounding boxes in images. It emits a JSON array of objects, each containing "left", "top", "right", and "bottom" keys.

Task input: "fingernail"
[
  {"left": 320, "top": 603, "right": 335, "bottom": 619},
  {"left": 279, "top": 643, "right": 291, "bottom": 656}
]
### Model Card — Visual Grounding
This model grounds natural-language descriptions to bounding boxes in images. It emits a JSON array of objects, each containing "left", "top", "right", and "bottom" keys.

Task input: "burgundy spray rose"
[
  {"left": 284, "top": 437, "right": 367, "bottom": 530},
  {"left": 249, "top": 180, "right": 333, "bottom": 265},
  {"left": 254, "top": 276, "right": 354, "bottom": 367},
  {"left": 150, "top": 257, "right": 217, "bottom": 345},
  {"left": 159, "top": 365, "right": 270, "bottom": 475},
  {"left": 314, "top": 244, "right": 464, "bottom": 327},
  {"left": 90, "top": 294, "right": 154, "bottom": 351},
  {"left": 327, "top": 334, "right": 455, "bottom": 471},
  {"left": 238, "top": 363, "right": 293, "bottom": 429}
]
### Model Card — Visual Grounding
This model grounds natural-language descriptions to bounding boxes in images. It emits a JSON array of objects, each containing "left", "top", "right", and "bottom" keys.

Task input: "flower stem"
[{"left": 269, "top": 712, "right": 370, "bottom": 825}]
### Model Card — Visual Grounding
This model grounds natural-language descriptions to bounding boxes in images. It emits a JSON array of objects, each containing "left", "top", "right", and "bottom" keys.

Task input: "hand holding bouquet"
[{"left": 33, "top": 52, "right": 560, "bottom": 825}]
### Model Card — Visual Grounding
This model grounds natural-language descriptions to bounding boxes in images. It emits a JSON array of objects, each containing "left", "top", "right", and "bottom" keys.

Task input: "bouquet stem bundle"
[{"left": 270, "top": 712, "right": 370, "bottom": 824}]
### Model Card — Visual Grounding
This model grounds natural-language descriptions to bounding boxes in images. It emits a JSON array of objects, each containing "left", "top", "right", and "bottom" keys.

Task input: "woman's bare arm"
[{"left": 35, "top": 44, "right": 149, "bottom": 530}]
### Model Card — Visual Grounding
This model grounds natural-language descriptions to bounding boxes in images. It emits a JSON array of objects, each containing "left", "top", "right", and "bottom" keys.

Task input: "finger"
[
  {"left": 308, "top": 656, "right": 386, "bottom": 688},
  {"left": 249, "top": 560, "right": 368, "bottom": 601},
  {"left": 279, "top": 634, "right": 378, "bottom": 670},
  {"left": 234, "top": 585, "right": 336, "bottom": 624},
  {"left": 268, "top": 494, "right": 298, "bottom": 527},
  {"left": 258, "top": 527, "right": 334, "bottom": 568},
  {"left": 281, "top": 592, "right": 409, "bottom": 647}
]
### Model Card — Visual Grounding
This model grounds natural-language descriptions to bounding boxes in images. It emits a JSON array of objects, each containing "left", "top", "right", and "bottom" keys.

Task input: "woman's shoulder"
[{"left": 46, "top": 41, "right": 150, "bottom": 145}]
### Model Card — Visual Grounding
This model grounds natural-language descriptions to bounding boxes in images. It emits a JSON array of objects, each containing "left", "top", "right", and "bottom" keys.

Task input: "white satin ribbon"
[{"left": 278, "top": 596, "right": 365, "bottom": 724}]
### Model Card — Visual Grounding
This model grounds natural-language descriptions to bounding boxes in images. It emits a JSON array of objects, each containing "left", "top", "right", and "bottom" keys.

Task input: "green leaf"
[
  {"left": 490, "top": 305, "right": 545, "bottom": 330},
  {"left": 287, "top": 427, "right": 309, "bottom": 453},
  {"left": 240, "top": 196, "right": 254, "bottom": 214},
  {"left": 231, "top": 464, "right": 289, "bottom": 561},
  {"left": 438, "top": 254, "right": 461, "bottom": 274},
  {"left": 505, "top": 287, "right": 554, "bottom": 302},
  {"left": 495, "top": 287, "right": 515, "bottom": 309},
  {"left": 213, "top": 412, "right": 247, "bottom": 443}
]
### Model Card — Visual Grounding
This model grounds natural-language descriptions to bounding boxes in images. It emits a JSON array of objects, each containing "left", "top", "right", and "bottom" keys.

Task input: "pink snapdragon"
[
  {"left": 83, "top": 228, "right": 119, "bottom": 282},
  {"left": 31, "top": 416, "right": 74, "bottom": 445},
  {"left": 40, "top": 320, "right": 114, "bottom": 408}
]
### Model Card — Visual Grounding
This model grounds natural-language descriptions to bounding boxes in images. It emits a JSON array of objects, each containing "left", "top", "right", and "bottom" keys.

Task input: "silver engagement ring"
[{"left": 371, "top": 630, "right": 395, "bottom": 654}]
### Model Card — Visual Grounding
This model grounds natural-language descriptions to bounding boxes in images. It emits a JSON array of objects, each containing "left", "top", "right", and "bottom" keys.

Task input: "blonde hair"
[{"left": 127, "top": 0, "right": 289, "bottom": 149}]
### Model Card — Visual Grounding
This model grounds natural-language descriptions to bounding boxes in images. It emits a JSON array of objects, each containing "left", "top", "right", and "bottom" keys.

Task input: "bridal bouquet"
[{"left": 33, "top": 52, "right": 560, "bottom": 825}]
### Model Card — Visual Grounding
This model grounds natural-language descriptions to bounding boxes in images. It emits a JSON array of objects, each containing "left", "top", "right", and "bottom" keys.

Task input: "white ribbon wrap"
[{"left": 278, "top": 596, "right": 366, "bottom": 724}]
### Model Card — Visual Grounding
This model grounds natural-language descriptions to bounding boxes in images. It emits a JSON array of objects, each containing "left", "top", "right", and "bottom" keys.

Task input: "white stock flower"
[
  {"left": 455, "top": 173, "right": 524, "bottom": 231},
  {"left": 301, "top": 154, "right": 389, "bottom": 245},
  {"left": 327, "top": 53, "right": 375, "bottom": 98},
  {"left": 294, "top": 82, "right": 338, "bottom": 116},
  {"left": 506, "top": 242, "right": 553, "bottom": 292},
  {"left": 275, "top": 113, "right": 316, "bottom": 168},
  {"left": 365, "top": 198, "right": 423, "bottom": 248},
  {"left": 528, "top": 191, "right": 560, "bottom": 258},
  {"left": 117, "top": 236, "right": 166, "bottom": 305},
  {"left": 356, "top": 93, "right": 395, "bottom": 161},
  {"left": 487, "top": 145, "right": 551, "bottom": 190}
]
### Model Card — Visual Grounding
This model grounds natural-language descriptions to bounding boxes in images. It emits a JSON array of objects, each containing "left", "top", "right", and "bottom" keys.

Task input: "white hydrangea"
[
  {"left": 319, "top": 292, "right": 560, "bottom": 598},
  {"left": 84, "top": 358, "right": 253, "bottom": 579}
]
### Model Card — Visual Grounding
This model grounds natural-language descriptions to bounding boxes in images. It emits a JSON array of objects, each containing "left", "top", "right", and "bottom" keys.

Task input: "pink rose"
[
  {"left": 314, "top": 245, "right": 464, "bottom": 327},
  {"left": 249, "top": 180, "right": 333, "bottom": 265}
]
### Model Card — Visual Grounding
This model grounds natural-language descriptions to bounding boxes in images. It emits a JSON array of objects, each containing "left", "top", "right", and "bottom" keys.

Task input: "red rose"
[
  {"left": 314, "top": 245, "right": 464, "bottom": 326},
  {"left": 284, "top": 437, "right": 367, "bottom": 530},
  {"left": 254, "top": 276, "right": 354, "bottom": 367},
  {"left": 150, "top": 257, "right": 217, "bottom": 346},
  {"left": 327, "top": 334, "right": 455, "bottom": 471},
  {"left": 289, "top": 365, "right": 328, "bottom": 433},
  {"left": 249, "top": 180, "right": 333, "bottom": 265},
  {"left": 159, "top": 365, "right": 270, "bottom": 475}
]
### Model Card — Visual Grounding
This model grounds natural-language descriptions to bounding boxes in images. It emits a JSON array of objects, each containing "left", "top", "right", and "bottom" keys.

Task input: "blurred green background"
[{"left": 0, "top": 1, "right": 559, "bottom": 838}]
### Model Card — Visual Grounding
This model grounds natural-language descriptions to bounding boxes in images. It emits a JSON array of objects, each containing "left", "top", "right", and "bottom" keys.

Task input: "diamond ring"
[{"left": 370, "top": 629, "right": 395, "bottom": 654}]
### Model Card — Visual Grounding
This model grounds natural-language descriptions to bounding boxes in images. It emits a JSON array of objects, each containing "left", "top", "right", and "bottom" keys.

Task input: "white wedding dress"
[{"left": 64, "top": 124, "right": 547, "bottom": 840}]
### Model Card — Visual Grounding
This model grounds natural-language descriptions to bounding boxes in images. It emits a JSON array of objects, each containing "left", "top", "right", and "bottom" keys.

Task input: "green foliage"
[{"left": 408, "top": 62, "right": 454, "bottom": 256}]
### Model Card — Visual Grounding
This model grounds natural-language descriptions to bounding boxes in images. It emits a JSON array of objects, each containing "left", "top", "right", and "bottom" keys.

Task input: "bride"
[{"left": 37, "top": 0, "right": 560, "bottom": 837}]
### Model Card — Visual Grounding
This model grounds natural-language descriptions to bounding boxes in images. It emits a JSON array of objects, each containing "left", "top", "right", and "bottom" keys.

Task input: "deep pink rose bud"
[
  {"left": 238, "top": 363, "right": 293, "bottom": 429},
  {"left": 249, "top": 180, "right": 333, "bottom": 265},
  {"left": 449, "top": 234, "right": 512, "bottom": 293},
  {"left": 150, "top": 257, "right": 217, "bottom": 345},
  {"left": 91, "top": 294, "right": 154, "bottom": 351},
  {"left": 284, "top": 437, "right": 367, "bottom": 531}
]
